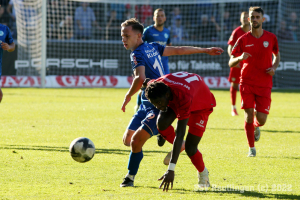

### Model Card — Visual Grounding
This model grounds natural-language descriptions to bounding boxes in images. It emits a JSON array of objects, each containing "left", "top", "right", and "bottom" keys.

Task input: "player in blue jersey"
[
  {"left": 138, "top": 8, "right": 172, "bottom": 146},
  {"left": 120, "top": 18, "right": 223, "bottom": 187},
  {"left": 0, "top": 21, "right": 15, "bottom": 102}
]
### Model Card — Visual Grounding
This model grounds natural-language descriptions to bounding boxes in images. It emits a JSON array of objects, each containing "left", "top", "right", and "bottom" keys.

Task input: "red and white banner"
[{"left": 1, "top": 76, "right": 230, "bottom": 88}]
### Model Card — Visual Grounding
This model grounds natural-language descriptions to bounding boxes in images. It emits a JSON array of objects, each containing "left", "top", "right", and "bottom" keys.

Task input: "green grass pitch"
[{"left": 0, "top": 88, "right": 299, "bottom": 199}]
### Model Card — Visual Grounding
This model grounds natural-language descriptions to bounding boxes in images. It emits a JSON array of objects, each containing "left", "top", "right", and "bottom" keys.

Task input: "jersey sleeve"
[
  {"left": 131, "top": 52, "right": 145, "bottom": 70},
  {"left": 272, "top": 35, "right": 279, "bottom": 55},
  {"left": 150, "top": 42, "right": 165, "bottom": 57},
  {"left": 142, "top": 28, "right": 148, "bottom": 43},
  {"left": 231, "top": 37, "right": 243, "bottom": 58},
  {"left": 5, "top": 26, "right": 14, "bottom": 44},
  {"left": 228, "top": 29, "right": 238, "bottom": 45}
]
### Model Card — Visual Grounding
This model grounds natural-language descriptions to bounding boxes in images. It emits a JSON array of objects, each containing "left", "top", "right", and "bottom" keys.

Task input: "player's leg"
[
  {"left": 185, "top": 108, "right": 213, "bottom": 188},
  {"left": 230, "top": 82, "right": 239, "bottom": 116},
  {"left": 240, "top": 84, "right": 256, "bottom": 157},
  {"left": 157, "top": 107, "right": 186, "bottom": 165}
]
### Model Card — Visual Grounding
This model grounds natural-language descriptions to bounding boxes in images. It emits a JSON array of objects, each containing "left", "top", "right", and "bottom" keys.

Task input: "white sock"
[
  {"left": 250, "top": 147, "right": 256, "bottom": 151},
  {"left": 232, "top": 105, "right": 236, "bottom": 110},
  {"left": 126, "top": 173, "right": 135, "bottom": 181}
]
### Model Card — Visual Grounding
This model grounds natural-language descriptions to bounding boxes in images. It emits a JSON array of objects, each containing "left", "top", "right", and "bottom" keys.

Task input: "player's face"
[
  {"left": 149, "top": 96, "right": 169, "bottom": 112},
  {"left": 249, "top": 11, "right": 265, "bottom": 29},
  {"left": 121, "top": 26, "right": 140, "bottom": 51},
  {"left": 153, "top": 11, "right": 166, "bottom": 27},
  {"left": 241, "top": 13, "right": 249, "bottom": 26}
]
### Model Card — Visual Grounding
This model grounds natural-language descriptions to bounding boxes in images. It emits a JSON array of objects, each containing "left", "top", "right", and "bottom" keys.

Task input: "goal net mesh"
[{"left": 10, "top": 0, "right": 300, "bottom": 88}]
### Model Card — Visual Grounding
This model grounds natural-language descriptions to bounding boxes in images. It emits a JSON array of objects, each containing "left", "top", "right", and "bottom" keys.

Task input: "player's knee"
[
  {"left": 122, "top": 137, "right": 130, "bottom": 147},
  {"left": 185, "top": 145, "right": 197, "bottom": 157},
  {"left": 130, "top": 139, "right": 142, "bottom": 152}
]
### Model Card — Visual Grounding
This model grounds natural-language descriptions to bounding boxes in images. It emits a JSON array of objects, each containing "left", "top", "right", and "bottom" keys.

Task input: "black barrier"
[{"left": 2, "top": 40, "right": 300, "bottom": 88}]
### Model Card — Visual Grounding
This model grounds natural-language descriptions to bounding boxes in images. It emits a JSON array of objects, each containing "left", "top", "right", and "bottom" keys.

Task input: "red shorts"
[
  {"left": 240, "top": 84, "right": 271, "bottom": 114},
  {"left": 228, "top": 65, "right": 241, "bottom": 83},
  {"left": 187, "top": 107, "right": 213, "bottom": 137}
]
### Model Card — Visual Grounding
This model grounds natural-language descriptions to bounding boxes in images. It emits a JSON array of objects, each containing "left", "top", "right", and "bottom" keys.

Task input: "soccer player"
[
  {"left": 144, "top": 72, "right": 216, "bottom": 191},
  {"left": 0, "top": 21, "right": 15, "bottom": 103},
  {"left": 229, "top": 7, "right": 280, "bottom": 157},
  {"left": 138, "top": 8, "right": 172, "bottom": 147},
  {"left": 120, "top": 18, "right": 223, "bottom": 187},
  {"left": 227, "top": 11, "right": 250, "bottom": 116}
]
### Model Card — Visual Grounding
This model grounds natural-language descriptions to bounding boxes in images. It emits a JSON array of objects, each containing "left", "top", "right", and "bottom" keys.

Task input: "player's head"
[
  {"left": 240, "top": 11, "right": 249, "bottom": 26},
  {"left": 145, "top": 81, "right": 171, "bottom": 111},
  {"left": 248, "top": 7, "right": 265, "bottom": 29},
  {"left": 153, "top": 8, "right": 166, "bottom": 27},
  {"left": 121, "top": 18, "right": 144, "bottom": 51}
]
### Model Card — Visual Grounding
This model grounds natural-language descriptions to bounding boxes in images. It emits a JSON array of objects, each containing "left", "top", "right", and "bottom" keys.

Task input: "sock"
[
  {"left": 245, "top": 122, "right": 255, "bottom": 147},
  {"left": 158, "top": 126, "right": 176, "bottom": 144},
  {"left": 125, "top": 173, "right": 135, "bottom": 181},
  {"left": 189, "top": 150, "right": 205, "bottom": 173},
  {"left": 127, "top": 150, "right": 143, "bottom": 176},
  {"left": 230, "top": 86, "right": 237, "bottom": 106},
  {"left": 253, "top": 117, "right": 264, "bottom": 127}
]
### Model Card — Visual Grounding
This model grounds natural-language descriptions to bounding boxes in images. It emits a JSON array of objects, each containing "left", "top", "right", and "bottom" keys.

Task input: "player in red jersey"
[
  {"left": 144, "top": 72, "right": 216, "bottom": 191},
  {"left": 229, "top": 7, "right": 280, "bottom": 157},
  {"left": 227, "top": 11, "right": 250, "bottom": 116}
]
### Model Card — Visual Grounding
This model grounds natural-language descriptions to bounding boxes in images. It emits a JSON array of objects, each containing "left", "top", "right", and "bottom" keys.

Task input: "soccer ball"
[{"left": 69, "top": 137, "right": 95, "bottom": 163}]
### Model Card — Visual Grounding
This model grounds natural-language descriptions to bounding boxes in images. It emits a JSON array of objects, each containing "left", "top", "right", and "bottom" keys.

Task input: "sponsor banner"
[{"left": 1, "top": 76, "right": 229, "bottom": 88}]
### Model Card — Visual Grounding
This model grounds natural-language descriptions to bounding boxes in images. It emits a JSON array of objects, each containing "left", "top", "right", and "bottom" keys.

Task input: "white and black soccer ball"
[{"left": 69, "top": 137, "right": 95, "bottom": 163}]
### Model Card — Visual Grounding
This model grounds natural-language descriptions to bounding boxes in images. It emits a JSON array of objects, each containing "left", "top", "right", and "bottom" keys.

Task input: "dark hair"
[
  {"left": 249, "top": 6, "right": 264, "bottom": 16},
  {"left": 121, "top": 18, "right": 144, "bottom": 34},
  {"left": 145, "top": 81, "right": 169, "bottom": 100}
]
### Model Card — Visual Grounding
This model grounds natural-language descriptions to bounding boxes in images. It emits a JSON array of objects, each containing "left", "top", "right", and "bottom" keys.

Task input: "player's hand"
[
  {"left": 121, "top": 94, "right": 131, "bottom": 112},
  {"left": 266, "top": 67, "right": 276, "bottom": 76},
  {"left": 158, "top": 170, "right": 174, "bottom": 192},
  {"left": 239, "top": 52, "right": 252, "bottom": 61},
  {"left": 206, "top": 47, "right": 224, "bottom": 56},
  {"left": 1, "top": 42, "right": 10, "bottom": 51}
]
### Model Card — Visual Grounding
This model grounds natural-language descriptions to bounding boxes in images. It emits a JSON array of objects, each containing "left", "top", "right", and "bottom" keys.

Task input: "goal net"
[{"left": 6, "top": 0, "right": 300, "bottom": 88}]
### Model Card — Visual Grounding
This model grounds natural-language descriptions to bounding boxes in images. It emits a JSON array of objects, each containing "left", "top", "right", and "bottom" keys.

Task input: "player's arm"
[
  {"left": 159, "top": 118, "right": 189, "bottom": 192},
  {"left": 229, "top": 52, "right": 251, "bottom": 68},
  {"left": 1, "top": 42, "right": 15, "bottom": 52},
  {"left": 121, "top": 66, "right": 146, "bottom": 112},
  {"left": 162, "top": 46, "right": 223, "bottom": 57},
  {"left": 227, "top": 44, "right": 233, "bottom": 57},
  {"left": 266, "top": 52, "right": 281, "bottom": 76}
]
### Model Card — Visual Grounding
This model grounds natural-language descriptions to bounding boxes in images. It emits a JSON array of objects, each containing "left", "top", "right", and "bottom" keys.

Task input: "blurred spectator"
[
  {"left": 47, "top": 0, "right": 60, "bottom": 39},
  {"left": 143, "top": 16, "right": 152, "bottom": 28},
  {"left": 74, "top": 2, "right": 101, "bottom": 40},
  {"left": 110, "top": 4, "right": 125, "bottom": 21},
  {"left": 57, "top": 0, "right": 73, "bottom": 40},
  {"left": 124, "top": 9, "right": 133, "bottom": 20},
  {"left": 223, "top": 11, "right": 231, "bottom": 39},
  {"left": 106, "top": 10, "right": 121, "bottom": 40},
  {"left": 0, "top": 0, "right": 10, "bottom": 26},
  {"left": 194, "top": 14, "right": 220, "bottom": 41},
  {"left": 277, "top": 20, "right": 293, "bottom": 41},
  {"left": 287, "top": 12, "right": 299, "bottom": 41},
  {"left": 170, "top": 7, "right": 182, "bottom": 27},
  {"left": 140, "top": 2, "right": 152, "bottom": 23},
  {"left": 263, "top": 12, "right": 273, "bottom": 33},
  {"left": 169, "top": 16, "right": 188, "bottom": 42}
]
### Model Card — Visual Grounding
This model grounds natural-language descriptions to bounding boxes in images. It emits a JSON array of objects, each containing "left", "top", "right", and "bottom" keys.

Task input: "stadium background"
[{"left": 1, "top": 0, "right": 300, "bottom": 88}]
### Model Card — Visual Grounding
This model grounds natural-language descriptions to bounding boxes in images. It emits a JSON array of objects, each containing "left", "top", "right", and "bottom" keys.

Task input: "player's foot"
[
  {"left": 247, "top": 147, "right": 256, "bottom": 157},
  {"left": 197, "top": 167, "right": 210, "bottom": 188},
  {"left": 157, "top": 134, "right": 166, "bottom": 147},
  {"left": 231, "top": 108, "right": 238, "bottom": 116},
  {"left": 254, "top": 127, "right": 261, "bottom": 142},
  {"left": 120, "top": 177, "right": 134, "bottom": 187},
  {"left": 163, "top": 151, "right": 172, "bottom": 165}
]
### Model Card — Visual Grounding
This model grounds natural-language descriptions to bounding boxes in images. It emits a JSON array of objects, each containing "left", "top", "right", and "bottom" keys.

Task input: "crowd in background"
[{"left": 0, "top": 0, "right": 299, "bottom": 42}]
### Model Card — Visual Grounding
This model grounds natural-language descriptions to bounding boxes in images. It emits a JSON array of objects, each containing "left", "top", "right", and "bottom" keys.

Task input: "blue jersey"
[
  {"left": 131, "top": 42, "right": 166, "bottom": 108},
  {"left": 0, "top": 24, "right": 14, "bottom": 78},
  {"left": 143, "top": 25, "right": 171, "bottom": 74}
]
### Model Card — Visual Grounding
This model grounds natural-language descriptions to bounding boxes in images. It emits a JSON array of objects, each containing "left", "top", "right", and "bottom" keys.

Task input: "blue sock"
[{"left": 127, "top": 150, "right": 143, "bottom": 175}]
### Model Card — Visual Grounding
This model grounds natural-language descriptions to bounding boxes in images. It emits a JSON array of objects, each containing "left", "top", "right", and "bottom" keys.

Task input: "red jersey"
[
  {"left": 228, "top": 26, "right": 247, "bottom": 46},
  {"left": 155, "top": 72, "right": 216, "bottom": 120},
  {"left": 231, "top": 30, "right": 279, "bottom": 88}
]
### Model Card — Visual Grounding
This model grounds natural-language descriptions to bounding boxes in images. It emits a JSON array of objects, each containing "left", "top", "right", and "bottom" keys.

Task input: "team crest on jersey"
[
  {"left": 263, "top": 41, "right": 269, "bottom": 48},
  {"left": 164, "top": 33, "right": 168, "bottom": 38},
  {"left": 0, "top": 31, "right": 4, "bottom": 36},
  {"left": 133, "top": 56, "right": 138, "bottom": 65}
]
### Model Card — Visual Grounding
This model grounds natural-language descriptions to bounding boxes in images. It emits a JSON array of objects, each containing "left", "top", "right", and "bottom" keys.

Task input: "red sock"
[
  {"left": 245, "top": 122, "right": 255, "bottom": 147},
  {"left": 253, "top": 118, "right": 264, "bottom": 127},
  {"left": 230, "top": 86, "right": 237, "bottom": 106},
  {"left": 189, "top": 150, "right": 205, "bottom": 173},
  {"left": 158, "top": 126, "right": 175, "bottom": 144}
]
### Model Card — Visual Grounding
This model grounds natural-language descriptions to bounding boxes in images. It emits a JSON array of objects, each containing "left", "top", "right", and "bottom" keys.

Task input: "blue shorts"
[{"left": 127, "top": 105, "right": 160, "bottom": 137}]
